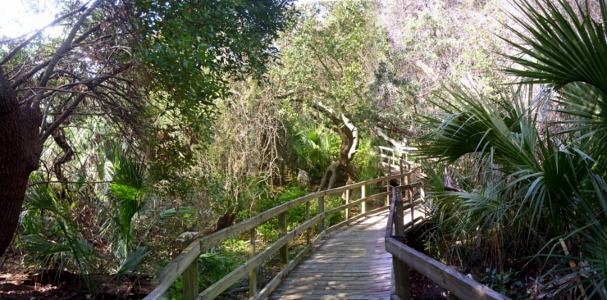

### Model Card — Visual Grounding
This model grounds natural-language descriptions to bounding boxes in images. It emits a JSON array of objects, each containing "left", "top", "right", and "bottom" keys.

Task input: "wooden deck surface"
[{"left": 269, "top": 211, "right": 393, "bottom": 300}]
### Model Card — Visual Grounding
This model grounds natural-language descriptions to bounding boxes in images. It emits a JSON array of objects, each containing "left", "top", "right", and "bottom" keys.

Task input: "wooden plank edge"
[
  {"left": 385, "top": 238, "right": 510, "bottom": 300},
  {"left": 251, "top": 243, "right": 313, "bottom": 300},
  {"left": 390, "top": 293, "right": 403, "bottom": 300},
  {"left": 197, "top": 214, "right": 323, "bottom": 300},
  {"left": 144, "top": 241, "right": 201, "bottom": 300}
]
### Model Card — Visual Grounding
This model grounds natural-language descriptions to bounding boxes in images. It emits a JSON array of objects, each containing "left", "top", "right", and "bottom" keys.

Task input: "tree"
[
  {"left": 418, "top": 0, "right": 607, "bottom": 294},
  {"left": 277, "top": 0, "right": 404, "bottom": 189},
  {"left": 376, "top": 0, "right": 515, "bottom": 143},
  {"left": 0, "top": 0, "right": 294, "bottom": 257}
]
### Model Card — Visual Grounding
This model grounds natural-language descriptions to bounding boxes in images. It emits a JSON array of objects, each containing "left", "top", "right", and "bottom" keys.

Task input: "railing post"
[
  {"left": 393, "top": 187, "right": 405, "bottom": 236},
  {"left": 400, "top": 155, "right": 404, "bottom": 185},
  {"left": 407, "top": 173, "right": 414, "bottom": 223},
  {"left": 318, "top": 196, "right": 325, "bottom": 232},
  {"left": 306, "top": 201, "right": 311, "bottom": 245},
  {"left": 345, "top": 189, "right": 350, "bottom": 220},
  {"left": 183, "top": 258, "right": 198, "bottom": 300},
  {"left": 386, "top": 179, "right": 391, "bottom": 207},
  {"left": 361, "top": 185, "right": 366, "bottom": 214},
  {"left": 278, "top": 212, "right": 288, "bottom": 268},
  {"left": 388, "top": 154, "right": 392, "bottom": 177},
  {"left": 249, "top": 228, "right": 258, "bottom": 296},
  {"left": 391, "top": 186, "right": 412, "bottom": 300}
]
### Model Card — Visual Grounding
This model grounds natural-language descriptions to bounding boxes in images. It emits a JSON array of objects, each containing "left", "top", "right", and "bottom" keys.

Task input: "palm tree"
[{"left": 418, "top": 0, "right": 607, "bottom": 297}]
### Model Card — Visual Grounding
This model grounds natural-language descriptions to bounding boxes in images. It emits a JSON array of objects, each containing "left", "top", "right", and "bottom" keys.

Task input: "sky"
[{"left": 0, "top": 0, "right": 60, "bottom": 39}]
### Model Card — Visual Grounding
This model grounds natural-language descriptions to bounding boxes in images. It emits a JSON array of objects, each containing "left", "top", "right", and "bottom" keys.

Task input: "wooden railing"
[
  {"left": 377, "top": 146, "right": 418, "bottom": 173},
  {"left": 385, "top": 183, "right": 510, "bottom": 300},
  {"left": 145, "top": 168, "right": 412, "bottom": 300}
]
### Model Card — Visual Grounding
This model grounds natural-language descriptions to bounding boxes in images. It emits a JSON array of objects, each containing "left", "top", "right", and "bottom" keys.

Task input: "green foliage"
[
  {"left": 197, "top": 249, "right": 245, "bottom": 291},
  {"left": 106, "top": 145, "right": 149, "bottom": 259},
  {"left": 255, "top": 185, "right": 311, "bottom": 241},
  {"left": 280, "top": 0, "right": 392, "bottom": 118},
  {"left": 114, "top": 246, "right": 152, "bottom": 276},
  {"left": 418, "top": 0, "right": 607, "bottom": 295},
  {"left": 21, "top": 180, "right": 99, "bottom": 292},
  {"left": 135, "top": 0, "right": 296, "bottom": 126},
  {"left": 353, "top": 137, "right": 382, "bottom": 181},
  {"left": 324, "top": 196, "right": 345, "bottom": 227},
  {"left": 288, "top": 121, "right": 339, "bottom": 179},
  {"left": 167, "top": 247, "right": 246, "bottom": 299},
  {"left": 480, "top": 268, "right": 524, "bottom": 298},
  {"left": 502, "top": 0, "right": 607, "bottom": 90},
  {"left": 20, "top": 141, "right": 157, "bottom": 280}
]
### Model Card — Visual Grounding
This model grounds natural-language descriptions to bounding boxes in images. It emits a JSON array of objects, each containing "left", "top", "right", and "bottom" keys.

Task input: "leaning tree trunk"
[
  {"left": 0, "top": 70, "right": 42, "bottom": 257},
  {"left": 314, "top": 102, "right": 359, "bottom": 191}
]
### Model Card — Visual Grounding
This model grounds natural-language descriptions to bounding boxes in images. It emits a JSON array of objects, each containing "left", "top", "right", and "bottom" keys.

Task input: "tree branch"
[
  {"left": 39, "top": 61, "right": 133, "bottom": 142},
  {"left": 0, "top": 3, "right": 89, "bottom": 66},
  {"left": 33, "top": 0, "right": 105, "bottom": 109},
  {"left": 11, "top": 14, "right": 106, "bottom": 90}
]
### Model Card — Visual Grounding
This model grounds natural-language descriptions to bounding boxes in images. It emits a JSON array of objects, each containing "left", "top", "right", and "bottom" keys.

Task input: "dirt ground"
[
  {"left": 0, "top": 268, "right": 449, "bottom": 300},
  {"left": 0, "top": 269, "right": 155, "bottom": 300}
]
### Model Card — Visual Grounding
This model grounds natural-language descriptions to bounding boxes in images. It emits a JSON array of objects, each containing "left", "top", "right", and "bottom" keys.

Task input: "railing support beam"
[
  {"left": 183, "top": 258, "right": 198, "bottom": 300},
  {"left": 249, "top": 228, "right": 258, "bottom": 296},
  {"left": 345, "top": 189, "right": 350, "bottom": 220},
  {"left": 393, "top": 257, "right": 412, "bottom": 300},
  {"left": 361, "top": 185, "right": 366, "bottom": 214},
  {"left": 386, "top": 180, "right": 391, "bottom": 207},
  {"left": 306, "top": 201, "right": 311, "bottom": 245},
  {"left": 390, "top": 186, "right": 411, "bottom": 300},
  {"left": 318, "top": 196, "right": 325, "bottom": 232},
  {"left": 279, "top": 212, "right": 288, "bottom": 268}
]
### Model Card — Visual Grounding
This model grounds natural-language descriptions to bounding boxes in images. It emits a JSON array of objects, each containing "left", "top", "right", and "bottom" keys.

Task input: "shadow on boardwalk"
[{"left": 269, "top": 211, "right": 392, "bottom": 300}]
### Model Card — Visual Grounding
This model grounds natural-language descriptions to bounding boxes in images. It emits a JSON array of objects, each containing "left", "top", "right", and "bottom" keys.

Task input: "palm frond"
[
  {"left": 113, "top": 246, "right": 151, "bottom": 276},
  {"left": 502, "top": 0, "right": 607, "bottom": 93}
]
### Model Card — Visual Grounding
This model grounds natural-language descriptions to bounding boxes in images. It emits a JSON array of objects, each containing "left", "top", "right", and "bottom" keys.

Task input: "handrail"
[
  {"left": 145, "top": 163, "right": 412, "bottom": 299},
  {"left": 385, "top": 184, "right": 510, "bottom": 300},
  {"left": 377, "top": 146, "right": 418, "bottom": 170}
]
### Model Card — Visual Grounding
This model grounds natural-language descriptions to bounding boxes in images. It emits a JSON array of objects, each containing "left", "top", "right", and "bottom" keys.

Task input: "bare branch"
[
  {"left": 10, "top": 16, "right": 106, "bottom": 89},
  {"left": 34, "top": 0, "right": 105, "bottom": 109},
  {"left": 0, "top": 3, "right": 89, "bottom": 66},
  {"left": 39, "top": 61, "right": 133, "bottom": 142}
]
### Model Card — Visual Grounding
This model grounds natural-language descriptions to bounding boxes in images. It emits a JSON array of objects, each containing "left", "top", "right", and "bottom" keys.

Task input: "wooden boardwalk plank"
[{"left": 268, "top": 211, "right": 392, "bottom": 300}]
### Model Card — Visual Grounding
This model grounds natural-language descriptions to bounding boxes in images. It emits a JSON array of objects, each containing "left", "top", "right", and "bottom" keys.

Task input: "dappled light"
[{"left": 1, "top": 0, "right": 606, "bottom": 299}]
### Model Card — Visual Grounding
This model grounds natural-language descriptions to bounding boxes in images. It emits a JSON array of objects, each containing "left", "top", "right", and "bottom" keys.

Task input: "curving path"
[{"left": 269, "top": 211, "right": 393, "bottom": 300}]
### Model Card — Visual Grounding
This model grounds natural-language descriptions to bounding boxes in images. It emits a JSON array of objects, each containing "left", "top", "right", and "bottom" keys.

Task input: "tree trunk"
[
  {"left": 318, "top": 161, "right": 340, "bottom": 191},
  {"left": 311, "top": 102, "right": 360, "bottom": 191},
  {"left": 0, "top": 70, "right": 41, "bottom": 257}
]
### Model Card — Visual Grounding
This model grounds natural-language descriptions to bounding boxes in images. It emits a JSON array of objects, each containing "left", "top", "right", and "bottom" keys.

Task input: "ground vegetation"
[{"left": 3, "top": 0, "right": 603, "bottom": 299}]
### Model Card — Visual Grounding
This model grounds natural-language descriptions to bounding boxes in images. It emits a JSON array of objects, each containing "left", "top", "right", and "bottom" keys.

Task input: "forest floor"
[
  {"left": 0, "top": 269, "right": 155, "bottom": 299},
  {"left": 0, "top": 263, "right": 448, "bottom": 300},
  {"left": 0, "top": 239, "right": 450, "bottom": 300},
  {"left": 1, "top": 264, "right": 449, "bottom": 299}
]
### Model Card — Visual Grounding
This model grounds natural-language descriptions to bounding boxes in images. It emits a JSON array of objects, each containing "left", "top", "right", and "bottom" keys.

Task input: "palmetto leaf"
[
  {"left": 502, "top": 0, "right": 607, "bottom": 93},
  {"left": 114, "top": 246, "right": 151, "bottom": 275},
  {"left": 420, "top": 0, "right": 607, "bottom": 295}
]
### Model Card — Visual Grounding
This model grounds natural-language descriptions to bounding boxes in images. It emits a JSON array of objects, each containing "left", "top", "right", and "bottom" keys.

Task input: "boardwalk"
[{"left": 269, "top": 211, "right": 392, "bottom": 300}]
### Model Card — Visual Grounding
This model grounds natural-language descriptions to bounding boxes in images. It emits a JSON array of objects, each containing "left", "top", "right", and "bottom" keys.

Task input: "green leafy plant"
[
  {"left": 417, "top": 0, "right": 607, "bottom": 296},
  {"left": 480, "top": 268, "right": 524, "bottom": 298}
]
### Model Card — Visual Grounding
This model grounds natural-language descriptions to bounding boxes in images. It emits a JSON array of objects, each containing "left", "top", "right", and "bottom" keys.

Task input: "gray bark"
[{"left": 0, "top": 69, "right": 42, "bottom": 257}]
